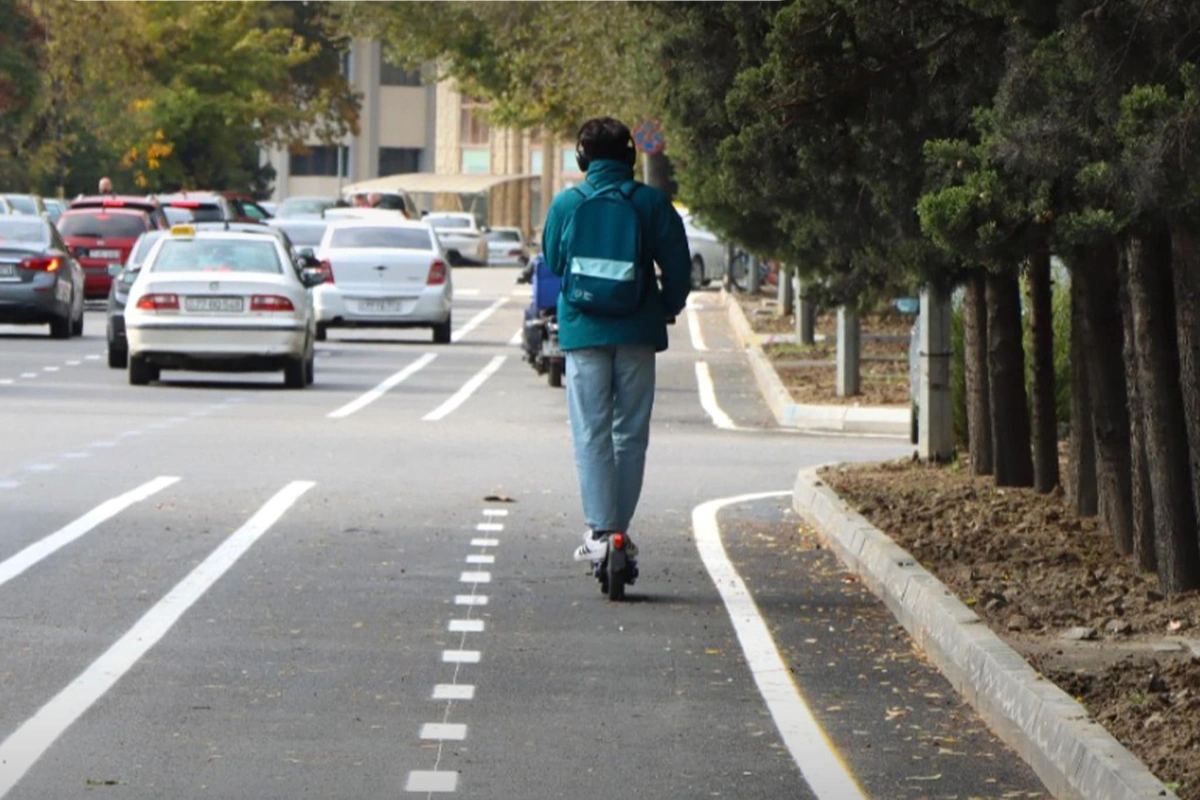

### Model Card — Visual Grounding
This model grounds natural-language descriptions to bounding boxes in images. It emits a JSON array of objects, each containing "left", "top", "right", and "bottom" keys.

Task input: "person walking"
[{"left": 541, "top": 116, "right": 692, "bottom": 568}]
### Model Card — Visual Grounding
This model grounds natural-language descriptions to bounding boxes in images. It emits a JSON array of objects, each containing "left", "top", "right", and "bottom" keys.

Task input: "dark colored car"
[
  {"left": 156, "top": 192, "right": 270, "bottom": 225},
  {"left": 58, "top": 205, "right": 160, "bottom": 299},
  {"left": 0, "top": 215, "right": 85, "bottom": 338},
  {"left": 216, "top": 192, "right": 274, "bottom": 222}
]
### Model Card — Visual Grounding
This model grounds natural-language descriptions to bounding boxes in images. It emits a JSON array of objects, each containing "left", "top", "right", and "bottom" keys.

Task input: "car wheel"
[
  {"left": 107, "top": 346, "right": 127, "bottom": 370},
  {"left": 315, "top": 323, "right": 328, "bottom": 342},
  {"left": 304, "top": 353, "right": 315, "bottom": 385},
  {"left": 129, "top": 355, "right": 154, "bottom": 386},
  {"left": 284, "top": 357, "right": 306, "bottom": 389},
  {"left": 690, "top": 256, "right": 705, "bottom": 290},
  {"left": 71, "top": 312, "right": 84, "bottom": 337},
  {"left": 49, "top": 316, "right": 71, "bottom": 340},
  {"left": 432, "top": 316, "right": 452, "bottom": 345}
]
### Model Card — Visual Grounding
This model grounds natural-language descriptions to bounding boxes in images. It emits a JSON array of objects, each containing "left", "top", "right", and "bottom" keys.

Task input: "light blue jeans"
[{"left": 565, "top": 345, "right": 656, "bottom": 534}]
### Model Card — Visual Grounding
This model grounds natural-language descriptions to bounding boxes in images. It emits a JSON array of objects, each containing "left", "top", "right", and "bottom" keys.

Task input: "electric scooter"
[{"left": 587, "top": 532, "right": 639, "bottom": 601}]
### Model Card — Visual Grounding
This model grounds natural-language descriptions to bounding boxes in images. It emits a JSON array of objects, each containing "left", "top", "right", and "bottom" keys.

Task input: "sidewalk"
[{"left": 721, "top": 290, "right": 911, "bottom": 437}]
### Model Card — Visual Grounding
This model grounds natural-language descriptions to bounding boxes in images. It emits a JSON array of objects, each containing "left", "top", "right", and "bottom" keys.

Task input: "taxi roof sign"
[{"left": 169, "top": 224, "right": 196, "bottom": 237}]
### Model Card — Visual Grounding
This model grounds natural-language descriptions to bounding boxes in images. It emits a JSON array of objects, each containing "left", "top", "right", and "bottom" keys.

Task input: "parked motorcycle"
[{"left": 521, "top": 254, "right": 566, "bottom": 387}]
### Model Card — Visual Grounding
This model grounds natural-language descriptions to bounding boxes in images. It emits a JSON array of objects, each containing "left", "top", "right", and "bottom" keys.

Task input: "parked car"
[
  {"left": 58, "top": 203, "right": 162, "bottom": 299},
  {"left": 0, "top": 215, "right": 85, "bottom": 338},
  {"left": 215, "top": 192, "right": 273, "bottom": 222},
  {"left": 267, "top": 218, "right": 332, "bottom": 252},
  {"left": 124, "top": 225, "right": 323, "bottom": 387},
  {"left": 155, "top": 192, "right": 237, "bottom": 225},
  {"left": 2, "top": 194, "right": 48, "bottom": 218},
  {"left": 423, "top": 211, "right": 489, "bottom": 267},
  {"left": 484, "top": 227, "right": 529, "bottom": 267},
  {"left": 275, "top": 195, "right": 341, "bottom": 219},
  {"left": 676, "top": 207, "right": 728, "bottom": 289},
  {"left": 313, "top": 218, "right": 452, "bottom": 343},
  {"left": 43, "top": 198, "right": 67, "bottom": 224},
  {"left": 0, "top": 197, "right": 14, "bottom": 215}
]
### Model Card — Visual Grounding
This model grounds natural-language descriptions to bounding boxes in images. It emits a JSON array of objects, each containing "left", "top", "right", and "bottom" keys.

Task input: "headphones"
[{"left": 575, "top": 126, "right": 637, "bottom": 172}]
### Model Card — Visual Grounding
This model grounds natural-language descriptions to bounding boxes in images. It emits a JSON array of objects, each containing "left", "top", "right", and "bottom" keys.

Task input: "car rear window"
[
  {"left": 58, "top": 211, "right": 148, "bottom": 239},
  {"left": 165, "top": 204, "right": 224, "bottom": 223},
  {"left": 429, "top": 217, "right": 471, "bottom": 230},
  {"left": 330, "top": 227, "right": 431, "bottom": 250},
  {"left": 4, "top": 196, "right": 38, "bottom": 215},
  {"left": 151, "top": 238, "right": 282, "bottom": 274},
  {"left": 487, "top": 230, "right": 521, "bottom": 243},
  {"left": 276, "top": 222, "right": 329, "bottom": 247},
  {"left": 0, "top": 218, "right": 47, "bottom": 245},
  {"left": 278, "top": 198, "right": 333, "bottom": 217}
]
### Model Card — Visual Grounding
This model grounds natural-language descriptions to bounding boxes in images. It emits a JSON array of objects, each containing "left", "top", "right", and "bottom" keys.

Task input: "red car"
[{"left": 57, "top": 203, "right": 162, "bottom": 299}]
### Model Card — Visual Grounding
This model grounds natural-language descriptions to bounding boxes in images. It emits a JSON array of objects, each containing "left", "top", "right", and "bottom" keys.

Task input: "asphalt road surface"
[{"left": 0, "top": 269, "right": 1050, "bottom": 799}]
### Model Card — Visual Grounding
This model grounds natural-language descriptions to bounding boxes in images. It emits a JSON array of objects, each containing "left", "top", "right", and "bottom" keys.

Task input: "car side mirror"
[
  {"left": 300, "top": 267, "right": 325, "bottom": 288},
  {"left": 107, "top": 263, "right": 124, "bottom": 278}
]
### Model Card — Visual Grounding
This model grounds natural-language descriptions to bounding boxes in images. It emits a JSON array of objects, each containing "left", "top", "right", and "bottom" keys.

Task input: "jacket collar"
[{"left": 585, "top": 159, "right": 635, "bottom": 188}]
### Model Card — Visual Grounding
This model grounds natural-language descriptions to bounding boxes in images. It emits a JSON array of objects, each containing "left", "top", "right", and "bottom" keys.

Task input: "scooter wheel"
[
  {"left": 548, "top": 360, "right": 563, "bottom": 388},
  {"left": 606, "top": 554, "right": 626, "bottom": 602}
]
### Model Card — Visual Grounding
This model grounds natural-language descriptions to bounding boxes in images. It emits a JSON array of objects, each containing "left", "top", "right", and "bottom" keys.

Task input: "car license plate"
[
  {"left": 0, "top": 264, "right": 15, "bottom": 279},
  {"left": 184, "top": 296, "right": 244, "bottom": 313},
  {"left": 358, "top": 299, "right": 406, "bottom": 313},
  {"left": 91, "top": 249, "right": 121, "bottom": 260}
]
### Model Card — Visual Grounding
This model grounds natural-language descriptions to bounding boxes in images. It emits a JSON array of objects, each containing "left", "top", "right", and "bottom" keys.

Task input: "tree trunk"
[
  {"left": 1125, "top": 227, "right": 1200, "bottom": 593},
  {"left": 1067, "top": 273, "right": 1097, "bottom": 516},
  {"left": 1028, "top": 246, "right": 1059, "bottom": 492},
  {"left": 1170, "top": 226, "right": 1200, "bottom": 558},
  {"left": 963, "top": 271, "right": 993, "bottom": 475},
  {"left": 1120, "top": 268, "right": 1157, "bottom": 572},
  {"left": 986, "top": 270, "right": 1033, "bottom": 487},
  {"left": 1074, "top": 245, "right": 1134, "bottom": 554}
]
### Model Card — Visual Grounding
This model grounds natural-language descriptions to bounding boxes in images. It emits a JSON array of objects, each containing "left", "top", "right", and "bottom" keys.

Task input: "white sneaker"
[{"left": 573, "top": 530, "right": 608, "bottom": 562}]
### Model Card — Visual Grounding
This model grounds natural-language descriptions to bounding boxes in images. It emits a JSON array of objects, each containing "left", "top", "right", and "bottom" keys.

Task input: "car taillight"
[
  {"left": 251, "top": 295, "right": 295, "bottom": 312},
  {"left": 136, "top": 293, "right": 179, "bottom": 311},
  {"left": 427, "top": 259, "right": 447, "bottom": 286},
  {"left": 101, "top": 199, "right": 125, "bottom": 207},
  {"left": 169, "top": 201, "right": 201, "bottom": 209},
  {"left": 319, "top": 259, "right": 335, "bottom": 284},
  {"left": 20, "top": 256, "right": 60, "bottom": 272}
]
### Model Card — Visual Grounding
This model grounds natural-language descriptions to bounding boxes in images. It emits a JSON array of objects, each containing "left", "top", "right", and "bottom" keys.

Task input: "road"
[{"left": 0, "top": 268, "right": 1049, "bottom": 799}]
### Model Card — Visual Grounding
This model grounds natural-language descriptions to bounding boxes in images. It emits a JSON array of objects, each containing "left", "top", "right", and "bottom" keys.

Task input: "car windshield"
[
  {"left": 428, "top": 217, "right": 471, "bottom": 230},
  {"left": 330, "top": 227, "right": 431, "bottom": 250},
  {"left": 278, "top": 198, "right": 334, "bottom": 217},
  {"left": 275, "top": 222, "right": 329, "bottom": 247},
  {"left": 58, "top": 211, "right": 147, "bottom": 239},
  {"left": 150, "top": 238, "right": 282, "bottom": 274},
  {"left": 4, "top": 196, "right": 38, "bottom": 215},
  {"left": 0, "top": 218, "right": 47, "bottom": 245},
  {"left": 487, "top": 230, "right": 521, "bottom": 243}
]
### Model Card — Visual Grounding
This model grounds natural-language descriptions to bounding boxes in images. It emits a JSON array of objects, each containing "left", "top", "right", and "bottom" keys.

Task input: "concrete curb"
[
  {"left": 721, "top": 291, "right": 910, "bottom": 437},
  {"left": 792, "top": 465, "right": 1179, "bottom": 800}
]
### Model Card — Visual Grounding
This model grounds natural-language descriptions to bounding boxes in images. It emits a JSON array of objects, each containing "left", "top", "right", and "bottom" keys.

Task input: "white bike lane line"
[
  {"left": 693, "top": 492, "right": 869, "bottom": 800},
  {"left": 422, "top": 356, "right": 506, "bottom": 422},
  {"left": 0, "top": 480, "right": 316, "bottom": 799},
  {"left": 326, "top": 353, "right": 438, "bottom": 419}
]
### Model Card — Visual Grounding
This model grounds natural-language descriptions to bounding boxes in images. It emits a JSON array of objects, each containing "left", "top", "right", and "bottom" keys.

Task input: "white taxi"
[{"left": 124, "top": 225, "right": 323, "bottom": 388}]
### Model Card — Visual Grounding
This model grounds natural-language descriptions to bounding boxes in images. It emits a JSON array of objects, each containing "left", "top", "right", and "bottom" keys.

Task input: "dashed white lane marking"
[
  {"left": 62, "top": 453, "right": 89, "bottom": 460},
  {"left": 433, "top": 684, "right": 475, "bottom": 700},
  {"left": 0, "top": 379, "right": 12, "bottom": 385},
  {"left": 693, "top": 492, "right": 868, "bottom": 800},
  {"left": 119, "top": 430, "right": 142, "bottom": 438},
  {"left": 0, "top": 480, "right": 313, "bottom": 798},
  {"left": 0, "top": 476, "right": 179, "bottom": 592},
  {"left": 455, "top": 595, "right": 487, "bottom": 606},
  {"left": 459, "top": 571, "right": 491, "bottom": 583},
  {"left": 84, "top": 355, "right": 99, "bottom": 361},
  {"left": 327, "top": 353, "right": 437, "bottom": 419},
  {"left": 422, "top": 356, "right": 506, "bottom": 421},
  {"left": 419, "top": 723, "right": 467, "bottom": 741},
  {"left": 24, "top": 464, "right": 56, "bottom": 473},
  {"left": 465, "top": 554, "right": 494, "bottom": 565},
  {"left": 65, "top": 361, "right": 81, "bottom": 366},
  {"left": 448, "top": 619, "right": 485, "bottom": 632},
  {"left": 695, "top": 361, "right": 738, "bottom": 431},
  {"left": 168, "top": 416, "right": 187, "bottom": 424},
  {"left": 451, "top": 298, "right": 508, "bottom": 343},
  {"left": 687, "top": 308, "right": 708, "bottom": 351},
  {"left": 475, "top": 522, "right": 503, "bottom": 531},
  {"left": 441, "top": 650, "right": 481, "bottom": 664},
  {"left": 19, "top": 373, "right": 35, "bottom": 379},
  {"left": 470, "top": 538, "right": 499, "bottom": 547},
  {"left": 42, "top": 366, "right": 59, "bottom": 373},
  {"left": 91, "top": 441, "right": 117, "bottom": 448},
  {"left": 482, "top": 509, "right": 508, "bottom": 517},
  {"left": 0, "top": 480, "right": 21, "bottom": 490},
  {"left": 405, "top": 772, "right": 457, "bottom": 793}
]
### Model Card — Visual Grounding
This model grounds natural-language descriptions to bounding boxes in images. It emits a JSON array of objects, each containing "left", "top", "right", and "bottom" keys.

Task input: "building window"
[
  {"left": 290, "top": 145, "right": 348, "bottom": 177},
  {"left": 530, "top": 150, "right": 544, "bottom": 175},
  {"left": 460, "top": 100, "right": 490, "bottom": 146},
  {"left": 379, "top": 53, "right": 422, "bottom": 86},
  {"left": 379, "top": 147, "right": 421, "bottom": 176},
  {"left": 461, "top": 148, "right": 491, "bottom": 175},
  {"left": 562, "top": 147, "right": 583, "bottom": 176}
]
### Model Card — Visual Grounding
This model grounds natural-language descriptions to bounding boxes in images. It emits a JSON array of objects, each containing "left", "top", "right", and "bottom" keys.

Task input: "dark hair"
[{"left": 576, "top": 117, "right": 636, "bottom": 171}]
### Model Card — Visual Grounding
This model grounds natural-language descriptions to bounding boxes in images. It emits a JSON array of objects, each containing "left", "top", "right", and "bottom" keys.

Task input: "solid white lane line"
[
  {"left": 327, "top": 353, "right": 437, "bottom": 419},
  {"left": 470, "top": 538, "right": 499, "bottom": 547},
  {"left": 695, "top": 361, "right": 738, "bottom": 431},
  {"left": 482, "top": 509, "right": 508, "bottom": 517},
  {"left": 465, "top": 554, "right": 494, "bottom": 565},
  {"left": 405, "top": 771, "right": 457, "bottom": 793},
  {"left": 449, "top": 619, "right": 485, "bottom": 633},
  {"left": 508, "top": 327, "right": 523, "bottom": 346},
  {"left": 0, "top": 476, "right": 178, "bottom": 592},
  {"left": 451, "top": 298, "right": 508, "bottom": 343},
  {"left": 433, "top": 684, "right": 475, "bottom": 700},
  {"left": 476, "top": 522, "right": 503, "bottom": 532},
  {"left": 455, "top": 595, "right": 487, "bottom": 606},
  {"left": 687, "top": 308, "right": 708, "bottom": 351},
  {"left": 423, "top": 356, "right": 506, "bottom": 421},
  {"left": 0, "top": 480, "right": 313, "bottom": 798},
  {"left": 442, "top": 650, "right": 481, "bottom": 664},
  {"left": 420, "top": 723, "right": 467, "bottom": 741},
  {"left": 693, "top": 492, "right": 868, "bottom": 800},
  {"left": 459, "top": 571, "right": 491, "bottom": 583}
]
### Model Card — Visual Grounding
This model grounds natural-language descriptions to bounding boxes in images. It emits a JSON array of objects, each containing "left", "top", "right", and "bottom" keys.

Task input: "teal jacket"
[{"left": 543, "top": 159, "right": 691, "bottom": 352}]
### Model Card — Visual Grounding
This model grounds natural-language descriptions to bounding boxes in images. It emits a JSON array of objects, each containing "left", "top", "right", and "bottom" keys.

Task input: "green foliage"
[{"left": 0, "top": 0, "right": 43, "bottom": 188}]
